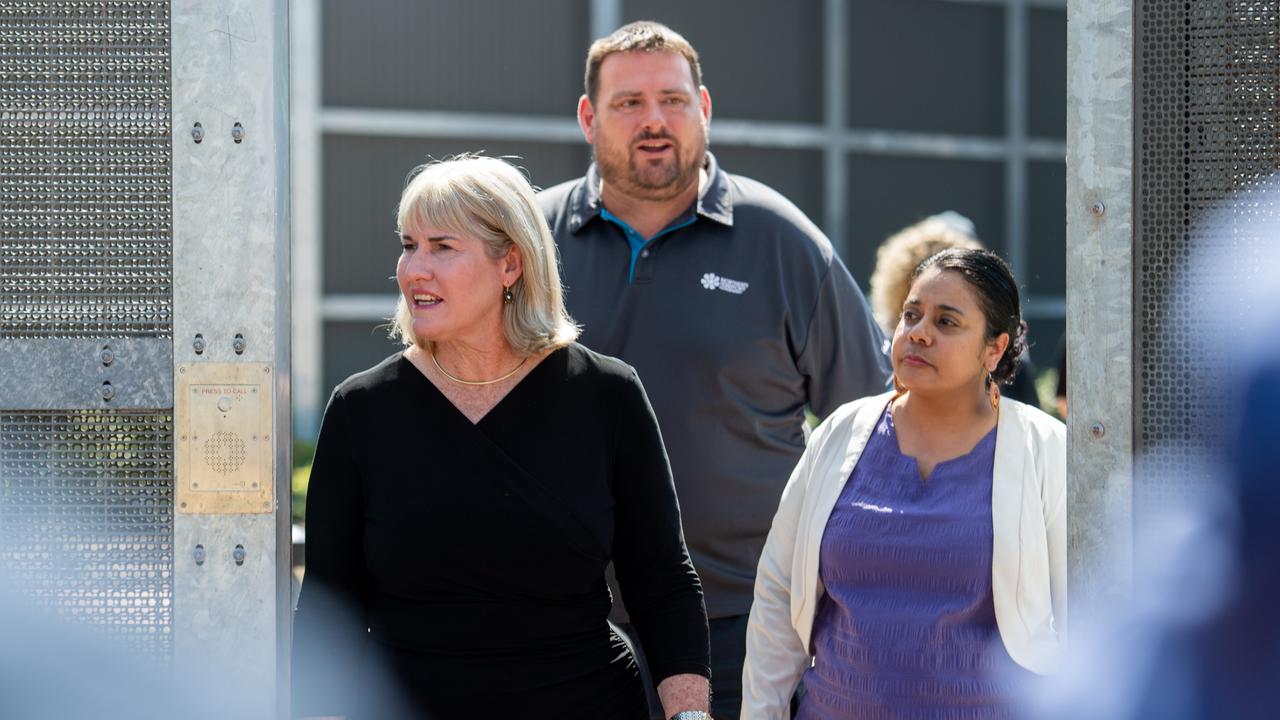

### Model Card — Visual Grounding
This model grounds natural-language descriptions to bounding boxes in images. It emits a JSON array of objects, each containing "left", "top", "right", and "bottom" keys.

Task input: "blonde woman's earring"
[{"left": 503, "top": 286, "right": 513, "bottom": 304}]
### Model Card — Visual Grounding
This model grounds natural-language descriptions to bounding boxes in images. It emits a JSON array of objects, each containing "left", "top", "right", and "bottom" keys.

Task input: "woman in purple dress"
[{"left": 742, "top": 249, "right": 1066, "bottom": 719}]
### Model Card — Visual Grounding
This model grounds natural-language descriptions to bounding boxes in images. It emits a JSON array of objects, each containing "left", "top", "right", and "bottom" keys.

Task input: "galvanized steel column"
[
  {"left": 1065, "top": 0, "right": 1135, "bottom": 616},
  {"left": 171, "top": 1, "right": 290, "bottom": 716}
]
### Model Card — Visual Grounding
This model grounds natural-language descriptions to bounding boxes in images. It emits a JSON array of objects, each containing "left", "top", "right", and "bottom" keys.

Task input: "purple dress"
[{"left": 795, "top": 407, "right": 1031, "bottom": 720}]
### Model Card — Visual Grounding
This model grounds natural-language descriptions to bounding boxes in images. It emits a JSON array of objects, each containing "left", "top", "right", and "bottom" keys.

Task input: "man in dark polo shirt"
[{"left": 538, "top": 21, "right": 891, "bottom": 717}]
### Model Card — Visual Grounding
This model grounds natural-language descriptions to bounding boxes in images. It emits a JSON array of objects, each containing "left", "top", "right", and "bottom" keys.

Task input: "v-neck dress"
[
  {"left": 292, "top": 344, "right": 710, "bottom": 719},
  {"left": 795, "top": 407, "right": 1032, "bottom": 720}
]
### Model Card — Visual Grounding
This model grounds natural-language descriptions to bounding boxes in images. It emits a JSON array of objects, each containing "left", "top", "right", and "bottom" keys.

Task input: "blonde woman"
[{"left": 292, "top": 156, "right": 710, "bottom": 719}]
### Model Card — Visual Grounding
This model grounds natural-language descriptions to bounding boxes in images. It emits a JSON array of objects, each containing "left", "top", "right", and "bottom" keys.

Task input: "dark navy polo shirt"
[{"left": 538, "top": 152, "right": 892, "bottom": 619}]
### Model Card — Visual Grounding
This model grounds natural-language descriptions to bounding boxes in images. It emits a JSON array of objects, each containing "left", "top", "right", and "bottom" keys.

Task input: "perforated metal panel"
[
  {"left": 0, "top": 1, "right": 172, "bottom": 338},
  {"left": 0, "top": 1, "right": 176, "bottom": 660},
  {"left": 1135, "top": 1, "right": 1280, "bottom": 519},
  {"left": 0, "top": 410, "right": 174, "bottom": 657}
]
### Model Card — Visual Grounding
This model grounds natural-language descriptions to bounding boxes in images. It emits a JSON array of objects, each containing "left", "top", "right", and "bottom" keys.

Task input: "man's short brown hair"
[{"left": 584, "top": 21, "right": 702, "bottom": 104}]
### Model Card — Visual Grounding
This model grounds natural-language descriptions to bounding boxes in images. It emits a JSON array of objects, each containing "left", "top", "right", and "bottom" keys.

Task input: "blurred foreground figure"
[
  {"left": 1032, "top": 179, "right": 1280, "bottom": 720},
  {"left": 1032, "top": 352, "right": 1280, "bottom": 720},
  {"left": 0, "top": 577, "right": 247, "bottom": 719}
]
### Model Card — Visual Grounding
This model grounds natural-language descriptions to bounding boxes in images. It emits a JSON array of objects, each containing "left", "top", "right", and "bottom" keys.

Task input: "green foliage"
[
  {"left": 293, "top": 438, "right": 316, "bottom": 469},
  {"left": 292, "top": 464, "right": 311, "bottom": 526},
  {"left": 291, "top": 439, "right": 317, "bottom": 526},
  {"left": 1036, "top": 367, "right": 1064, "bottom": 421}
]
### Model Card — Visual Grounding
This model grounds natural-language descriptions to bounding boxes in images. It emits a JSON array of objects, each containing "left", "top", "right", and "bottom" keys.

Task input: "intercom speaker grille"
[
  {"left": 1135, "top": 1, "right": 1280, "bottom": 522},
  {"left": 0, "top": 410, "right": 174, "bottom": 659},
  {"left": 0, "top": 1, "right": 172, "bottom": 338},
  {"left": 203, "top": 430, "right": 247, "bottom": 475}
]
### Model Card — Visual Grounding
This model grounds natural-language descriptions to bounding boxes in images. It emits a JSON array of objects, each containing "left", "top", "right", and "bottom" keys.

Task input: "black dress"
[{"left": 292, "top": 344, "right": 710, "bottom": 719}]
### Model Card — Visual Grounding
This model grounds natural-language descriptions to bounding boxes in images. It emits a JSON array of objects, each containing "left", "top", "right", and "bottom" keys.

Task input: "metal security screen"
[
  {"left": 0, "top": 0, "right": 175, "bottom": 659},
  {"left": 1135, "top": 1, "right": 1280, "bottom": 518},
  {"left": 0, "top": 1, "right": 172, "bottom": 338},
  {"left": 0, "top": 410, "right": 174, "bottom": 657}
]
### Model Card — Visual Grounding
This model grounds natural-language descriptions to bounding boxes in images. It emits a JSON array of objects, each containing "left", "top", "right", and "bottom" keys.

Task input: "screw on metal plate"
[
  {"left": 192, "top": 122, "right": 204, "bottom": 143},
  {"left": 193, "top": 333, "right": 206, "bottom": 354},
  {"left": 100, "top": 382, "right": 115, "bottom": 401},
  {"left": 100, "top": 346, "right": 114, "bottom": 366},
  {"left": 233, "top": 333, "right": 246, "bottom": 355},
  {"left": 233, "top": 544, "right": 247, "bottom": 566},
  {"left": 193, "top": 544, "right": 206, "bottom": 566},
  {"left": 1090, "top": 422, "right": 1106, "bottom": 438},
  {"left": 1090, "top": 201, "right": 1106, "bottom": 217},
  {"left": 232, "top": 122, "right": 245, "bottom": 143}
]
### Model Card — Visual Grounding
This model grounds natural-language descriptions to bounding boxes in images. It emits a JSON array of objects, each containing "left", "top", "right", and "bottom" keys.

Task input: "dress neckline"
[
  {"left": 879, "top": 406, "right": 997, "bottom": 483},
  {"left": 398, "top": 345, "right": 567, "bottom": 427}
]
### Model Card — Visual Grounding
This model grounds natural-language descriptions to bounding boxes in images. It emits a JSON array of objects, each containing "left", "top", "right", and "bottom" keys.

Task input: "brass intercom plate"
[{"left": 176, "top": 363, "right": 273, "bottom": 514}]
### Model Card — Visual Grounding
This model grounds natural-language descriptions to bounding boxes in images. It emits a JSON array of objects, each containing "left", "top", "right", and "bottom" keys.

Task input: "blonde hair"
[
  {"left": 868, "top": 216, "right": 984, "bottom": 335},
  {"left": 391, "top": 155, "right": 579, "bottom": 355}
]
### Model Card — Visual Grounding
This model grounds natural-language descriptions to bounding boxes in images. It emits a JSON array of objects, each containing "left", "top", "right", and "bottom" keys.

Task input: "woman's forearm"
[{"left": 657, "top": 672, "right": 711, "bottom": 717}]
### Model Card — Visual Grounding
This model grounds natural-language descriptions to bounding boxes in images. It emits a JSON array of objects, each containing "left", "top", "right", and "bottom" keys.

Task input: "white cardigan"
[{"left": 741, "top": 391, "right": 1067, "bottom": 719}]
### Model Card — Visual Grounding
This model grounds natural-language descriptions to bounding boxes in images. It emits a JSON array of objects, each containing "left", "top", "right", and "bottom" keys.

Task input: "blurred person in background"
[
  {"left": 538, "top": 22, "right": 890, "bottom": 718},
  {"left": 1053, "top": 333, "right": 1067, "bottom": 418},
  {"left": 743, "top": 249, "right": 1066, "bottom": 719},
  {"left": 868, "top": 213, "right": 982, "bottom": 336},
  {"left": 869, "top": 213, "right": 1042, "bottom": 408},
  {"left": 292, "top": 156, "right": 710, "bottom": 719}
]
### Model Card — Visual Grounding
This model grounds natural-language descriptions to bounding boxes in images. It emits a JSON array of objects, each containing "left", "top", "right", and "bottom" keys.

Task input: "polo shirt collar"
[{"left": 566, "top": 150, "right": 735, "bottom": 234}]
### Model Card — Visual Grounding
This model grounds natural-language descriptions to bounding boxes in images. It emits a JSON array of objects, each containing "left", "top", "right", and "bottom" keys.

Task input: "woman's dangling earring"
[
  {"left": 988, "top": 372, "right": 1001, "bottom": 412},
  {"left": 502, "top": 285, "right": 513, "bottom": 304},
  {"left": 892, "top": 373, "right": 907, "bottom": 399}
]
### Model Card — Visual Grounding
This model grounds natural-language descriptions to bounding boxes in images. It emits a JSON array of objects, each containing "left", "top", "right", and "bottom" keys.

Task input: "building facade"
[{"left": 291, "top": 0, "right": 1068, "bottom": 437}]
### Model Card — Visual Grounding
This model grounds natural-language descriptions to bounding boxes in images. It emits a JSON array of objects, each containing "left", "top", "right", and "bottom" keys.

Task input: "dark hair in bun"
[{"left": 913, "top": 248, "right": 1027, "bottom": 385}]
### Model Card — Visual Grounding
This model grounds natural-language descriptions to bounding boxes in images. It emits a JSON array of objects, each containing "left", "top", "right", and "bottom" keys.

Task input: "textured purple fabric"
[{"left": 795, "top": 407, "right": 1031, "bottom": 720}]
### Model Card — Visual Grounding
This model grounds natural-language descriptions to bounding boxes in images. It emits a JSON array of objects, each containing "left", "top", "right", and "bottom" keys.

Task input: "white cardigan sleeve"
[
  {"left": 741, "top": 417, "right": 835, "bottom": 719},
  {"left": 1042, "top": 421, "right": 1069, "bottom": 643}
]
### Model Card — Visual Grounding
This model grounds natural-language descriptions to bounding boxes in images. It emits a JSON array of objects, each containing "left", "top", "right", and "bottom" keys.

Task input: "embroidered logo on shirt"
[
  {"left": 851, "top": 501, "right": 896, "bottom": 514},
  {"left": 700, "top": 272, "right": 749, "bottom": 295}
]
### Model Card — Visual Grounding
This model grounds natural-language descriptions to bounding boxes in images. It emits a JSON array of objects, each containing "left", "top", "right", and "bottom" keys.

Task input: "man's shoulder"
[
  {"left": 720, "top": 170, "right": 834, "bottom": 260},
  {"left": 535, "top": 175, "right": 586, "bottom": 219}
]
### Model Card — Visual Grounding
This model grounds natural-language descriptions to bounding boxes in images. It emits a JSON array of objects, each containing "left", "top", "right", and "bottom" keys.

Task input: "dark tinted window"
[
  {"left": 845, "top": 154, "right": 1005, "bottom": 288},
  {"left": 848, "top": 0, "right": 1005, "bottom": 136},
  {"left": 622, "top": 0, "right": 823, "bottom": 123},
  {"left": 1028, "top": 8, "right": 1068, "bottom": 139},
  {"left": 711, "top": 146, "right": 825, "bottom": 230},
  {"left": 1027, "top": 160, "right": 1066, "bottom": 296},
  {"left": 322, "top": 135, "right": 589, "bottom": 295},
  {"left": 322, "top": 0, "right": 588, "bottom": 115}
]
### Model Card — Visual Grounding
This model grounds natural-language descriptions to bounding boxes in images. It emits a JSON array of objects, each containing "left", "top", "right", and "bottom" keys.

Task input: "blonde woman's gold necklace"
[{"left": 431, "top": 349, "right": 527, "bottom": 386}]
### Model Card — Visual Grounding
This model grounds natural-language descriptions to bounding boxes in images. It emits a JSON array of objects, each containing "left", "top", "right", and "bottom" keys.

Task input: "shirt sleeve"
[
  {"left": 796, "top": 255, "right": 893, "bottom": 420},
  {"left": 291, "top": 391, "right": 370, "bottom": 718},
  {"left": 609, "top": 369, "right": 712, "bottom": 683}
]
